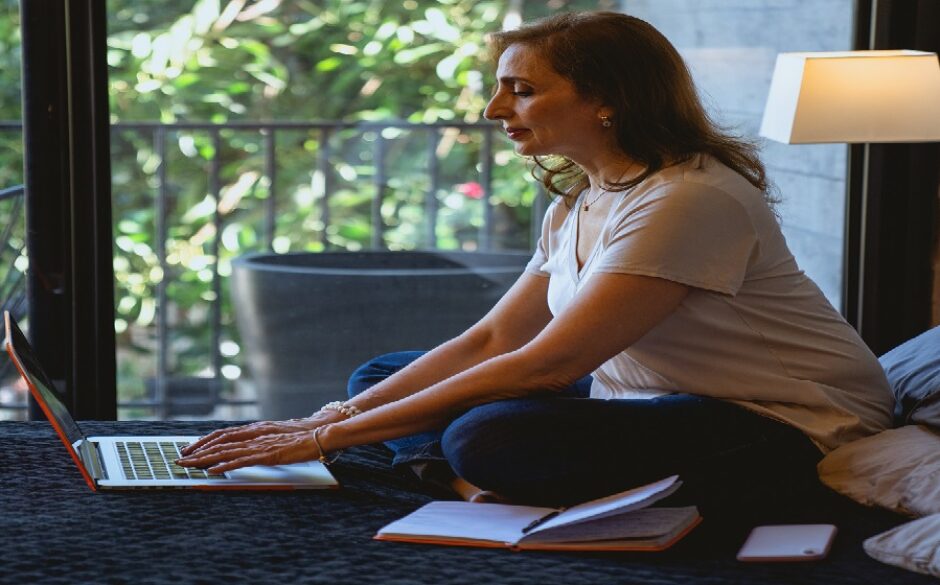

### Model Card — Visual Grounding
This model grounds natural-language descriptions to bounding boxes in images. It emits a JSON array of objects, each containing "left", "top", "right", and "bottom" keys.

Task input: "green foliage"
[
  {"left": 0, "top": 0, "right": 22, "bottom": 190},
  {"left": 104, "top": 0, "right": 540, "bottom": 406},
  {"left": 107, "top": 0, "right": 499, "bottom": 122}
]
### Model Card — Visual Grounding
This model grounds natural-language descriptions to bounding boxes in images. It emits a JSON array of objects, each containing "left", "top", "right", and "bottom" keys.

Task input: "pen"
[{"left": 522, "top": 510, "right": 562, "bottom": 534}]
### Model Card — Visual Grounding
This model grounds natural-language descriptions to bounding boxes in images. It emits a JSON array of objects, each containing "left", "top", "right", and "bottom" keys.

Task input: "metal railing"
[
  {"left": 0, "top": 185, "right": 26, "bottom": 320},
  {"left": 0, "top": 121, "right": 546, "bottom": 418},
  {"left": 0, "top": 184, "right": 26, "bottom": 414}
]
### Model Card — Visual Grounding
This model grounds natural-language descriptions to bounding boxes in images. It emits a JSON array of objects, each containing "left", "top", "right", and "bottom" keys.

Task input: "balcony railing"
[
  {"left": 0, "top": 120, "right": 545, "bottom": 419},
  {"left": 0, "top": 184, "right": 27, "bottom": 415}
]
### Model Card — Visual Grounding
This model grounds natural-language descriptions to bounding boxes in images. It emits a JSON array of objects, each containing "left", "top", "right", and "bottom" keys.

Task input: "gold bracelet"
[{"left": 311, "top": 425, "right": 341, "bottom": 465}]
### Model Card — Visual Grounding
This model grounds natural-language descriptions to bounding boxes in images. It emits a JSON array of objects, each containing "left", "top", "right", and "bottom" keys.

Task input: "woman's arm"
[
  {"left": 179, "top": 271, "right": 688, "bottom": 472},
  {"left": 321, "top": 271, "right": 688, "bottom": 450},
  {"left": 342, "top": 271, "right": 554, "bottom": 413},
  {"left": 180, "top": 272, "right": 554, "bottom": 456}
]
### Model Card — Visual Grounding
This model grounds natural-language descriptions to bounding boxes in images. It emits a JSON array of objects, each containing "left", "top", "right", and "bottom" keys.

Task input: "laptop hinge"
[{"left": 74, "top": 439, "right": 107, "bottom": 481}]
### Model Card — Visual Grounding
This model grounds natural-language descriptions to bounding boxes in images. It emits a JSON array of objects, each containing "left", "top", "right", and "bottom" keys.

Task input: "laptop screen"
[{"left": 3, "top": 312, "right": 86, "bottom": 447}]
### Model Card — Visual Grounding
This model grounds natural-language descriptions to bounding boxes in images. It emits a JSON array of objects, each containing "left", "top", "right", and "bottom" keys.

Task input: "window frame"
[{"left": 20, "top": 0, "right": 116, "bottom": 419}]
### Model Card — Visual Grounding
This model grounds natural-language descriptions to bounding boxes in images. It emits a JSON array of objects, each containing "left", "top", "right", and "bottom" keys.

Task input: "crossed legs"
[{"left": 347, "top": 351, "right": 821, "bottom": 510}]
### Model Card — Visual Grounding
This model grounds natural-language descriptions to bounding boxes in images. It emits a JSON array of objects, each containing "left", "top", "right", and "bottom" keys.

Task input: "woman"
[{"left": 179, "top": 12, "right": 893, "bottom": 509}]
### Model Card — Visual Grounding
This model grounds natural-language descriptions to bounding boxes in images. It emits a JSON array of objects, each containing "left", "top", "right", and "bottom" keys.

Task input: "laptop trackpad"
[{"left": 225, "top": 462, "right": 330, "bottom": 483}]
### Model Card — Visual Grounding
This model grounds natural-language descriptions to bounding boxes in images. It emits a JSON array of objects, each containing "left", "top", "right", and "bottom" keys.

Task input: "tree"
[{"left": 105, "top": 1, "right": 523, "bottom": 400}]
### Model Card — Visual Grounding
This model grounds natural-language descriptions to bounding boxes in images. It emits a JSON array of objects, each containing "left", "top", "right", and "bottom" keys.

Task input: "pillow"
[
  {"left": 817, "top": 424, "right": 940, "bottom": 517},
  {"left": 879, "top": 325, "right": 940, "bottom": 427},
  {"left": 864, "top": 513, "right": 940, "bottom": 578}
]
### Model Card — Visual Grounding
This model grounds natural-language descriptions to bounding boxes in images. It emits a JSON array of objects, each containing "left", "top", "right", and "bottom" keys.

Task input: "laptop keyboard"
[{"left": 116, "top": 440, "right": 221, "bottom": 481}]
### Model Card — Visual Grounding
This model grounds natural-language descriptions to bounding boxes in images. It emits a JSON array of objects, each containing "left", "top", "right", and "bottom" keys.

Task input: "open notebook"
[{"left": 376, "top": 475, "right": 700, "bottom": 551}]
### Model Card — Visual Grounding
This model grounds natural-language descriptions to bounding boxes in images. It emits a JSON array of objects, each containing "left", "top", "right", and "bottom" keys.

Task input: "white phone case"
[{"left": 736, "top": 524, "right": 837, "bottom": 562}]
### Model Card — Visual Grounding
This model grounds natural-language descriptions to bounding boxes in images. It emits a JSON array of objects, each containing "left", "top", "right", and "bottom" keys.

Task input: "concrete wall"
[{"left": 622, "top": 0, "right": 855, "bottom": 309}]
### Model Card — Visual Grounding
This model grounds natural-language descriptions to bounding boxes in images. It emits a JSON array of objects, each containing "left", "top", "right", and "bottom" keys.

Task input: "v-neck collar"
[{"left": 570, "top": 190, "right": 619, "bottom": 282}]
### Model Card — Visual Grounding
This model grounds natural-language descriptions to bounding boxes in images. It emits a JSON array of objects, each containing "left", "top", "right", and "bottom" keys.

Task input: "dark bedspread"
[{"left": 0, "top": 420, "right": 930, "bottom": 585}]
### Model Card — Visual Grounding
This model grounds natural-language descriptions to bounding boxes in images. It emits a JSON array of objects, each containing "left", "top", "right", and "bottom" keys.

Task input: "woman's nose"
[{"left": 483, "top": 93, "right": 508, "bottom": 120}]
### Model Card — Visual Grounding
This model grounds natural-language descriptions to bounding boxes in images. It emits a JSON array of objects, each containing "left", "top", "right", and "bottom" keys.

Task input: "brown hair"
[{"left": 488, "top": 12, "right": 774, "bottom": 206}]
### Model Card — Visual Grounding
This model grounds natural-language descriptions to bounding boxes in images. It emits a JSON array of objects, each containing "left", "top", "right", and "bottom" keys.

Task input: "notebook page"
[
  {"left": 529, "top": 475, "right": 680, "bottom": 534},
  {"left": 520, "top": 507, "right": 699, "bottom": 544},
  {"left": 377, "top": 501, "right": 554, "bottom": 545}
]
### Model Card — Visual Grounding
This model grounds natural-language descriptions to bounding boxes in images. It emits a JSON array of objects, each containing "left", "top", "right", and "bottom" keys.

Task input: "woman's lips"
[{"left": 505, "top": 127, "right": 530, "bottom": 140}]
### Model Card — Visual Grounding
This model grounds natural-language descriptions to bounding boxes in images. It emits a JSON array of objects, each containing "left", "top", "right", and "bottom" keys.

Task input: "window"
[{"left": 105, "top": 0, "right": 616, "bottom": 420}]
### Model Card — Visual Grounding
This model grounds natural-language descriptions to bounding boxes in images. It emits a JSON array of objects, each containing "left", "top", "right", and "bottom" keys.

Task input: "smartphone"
[{"left": 736, "top": 524, "right": 837, "bottom": 562}]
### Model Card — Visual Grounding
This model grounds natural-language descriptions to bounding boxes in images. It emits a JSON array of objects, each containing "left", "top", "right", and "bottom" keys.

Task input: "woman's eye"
[{"left": 512, "top": 90, "right": 533, "bottom": 97}]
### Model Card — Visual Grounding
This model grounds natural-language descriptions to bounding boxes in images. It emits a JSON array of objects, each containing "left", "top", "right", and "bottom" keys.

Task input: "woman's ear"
[{"left": 597, "top": 108, "right": 615, "bottom": 128}]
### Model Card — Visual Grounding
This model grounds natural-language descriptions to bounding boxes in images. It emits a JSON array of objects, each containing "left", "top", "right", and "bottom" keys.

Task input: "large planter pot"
[
  {"left": 144, "top": 376, "right": 222, "bottom": 417},
  {"left": 231, "top": 251, "right": 531, "bottom": 420}
]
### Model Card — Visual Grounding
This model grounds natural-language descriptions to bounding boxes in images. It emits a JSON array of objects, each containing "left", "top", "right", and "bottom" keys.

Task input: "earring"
[{"left": 600, "top": 115, "right": 612, "bottom": 128}]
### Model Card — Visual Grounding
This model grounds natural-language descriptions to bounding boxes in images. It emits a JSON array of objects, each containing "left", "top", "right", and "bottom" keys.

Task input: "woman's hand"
[
  {"left": 176, "top": 430, "right": 323, "bottom": 473},
  {"left": 179, "top": 412, "right": 337, "bottom": 458}
]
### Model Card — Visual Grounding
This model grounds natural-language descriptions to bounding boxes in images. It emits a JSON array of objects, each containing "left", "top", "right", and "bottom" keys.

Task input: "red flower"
[{"left": 457, "top": 182, "right": 484, "bottom": 199}]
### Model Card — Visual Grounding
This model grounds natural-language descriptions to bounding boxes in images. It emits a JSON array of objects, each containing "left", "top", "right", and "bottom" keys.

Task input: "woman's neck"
[{"left": 583, "top": 159, "right": 641, "bottom": 191}]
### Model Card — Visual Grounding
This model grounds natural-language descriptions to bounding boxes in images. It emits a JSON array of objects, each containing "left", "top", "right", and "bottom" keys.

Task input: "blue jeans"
[{"left": 347, "top": 351, "right": 822, "bottom": 509}]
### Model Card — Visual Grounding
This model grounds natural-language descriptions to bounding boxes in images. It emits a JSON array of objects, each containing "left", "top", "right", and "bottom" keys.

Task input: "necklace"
[
  {"left": 582, "top": 186, "right": 612, "bottom": 212},
  {"left": 582, "top": 167, "right": 638, "bottom": 212}
]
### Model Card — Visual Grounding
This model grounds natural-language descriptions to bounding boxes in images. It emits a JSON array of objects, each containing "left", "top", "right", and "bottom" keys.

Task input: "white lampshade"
[{"left": 759, "top": 50, "right": 940, "bottom": 144}]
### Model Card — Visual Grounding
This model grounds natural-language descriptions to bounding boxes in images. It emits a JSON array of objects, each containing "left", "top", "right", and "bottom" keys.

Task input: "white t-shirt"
[{"left": 526, "top": 155, "right": 893, "bottom": 452}]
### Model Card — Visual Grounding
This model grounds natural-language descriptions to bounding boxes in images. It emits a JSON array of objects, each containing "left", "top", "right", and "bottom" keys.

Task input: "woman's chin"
[{"left": 513, "top": 141, "right": 545, "bottom": 157}]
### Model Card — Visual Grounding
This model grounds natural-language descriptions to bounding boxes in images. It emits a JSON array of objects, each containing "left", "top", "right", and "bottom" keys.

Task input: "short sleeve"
[{"left": 593, "top": 182, "right": 758, "bottom": 295}]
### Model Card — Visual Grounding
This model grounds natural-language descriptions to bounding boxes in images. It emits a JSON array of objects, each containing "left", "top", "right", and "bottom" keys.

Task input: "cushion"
[
  {"left": 879, "top": 325, "right": 940, "bottom": 427},
  {"left": 817, "top": 424, "right": 940, "bottom": 517},
  {"left": 864, "top": 513, "right": 940, "bottom": 578}
]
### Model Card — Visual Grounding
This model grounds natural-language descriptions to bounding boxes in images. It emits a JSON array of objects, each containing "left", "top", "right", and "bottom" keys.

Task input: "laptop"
[{"left": 3, "top": 311, "right": 339, "bottom": 491}]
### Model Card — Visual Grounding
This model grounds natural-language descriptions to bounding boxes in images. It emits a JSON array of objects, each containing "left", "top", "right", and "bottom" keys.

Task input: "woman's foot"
[
  {"left": 407, "top": 461, "right": 509, "bottom": 503},
  {"left": 449, "top": 476, "right": 510, "bottom": 504}
]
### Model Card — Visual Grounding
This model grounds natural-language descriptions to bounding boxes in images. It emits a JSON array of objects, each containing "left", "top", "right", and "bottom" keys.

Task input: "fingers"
[
  {"left": 184, "top": 429, "right": 257, "bottom": 455},
  {"left": 178, "top": 445, "right": 260, "bottom": 469},
  {"left": 178, "top": 436, "right": 274, "bottom": 466},
  {"left": 180, "top": 424, "right": 257, "bottom": 455},
  {"left": 181, "top": 419, "right": 319, "bottom": 456},
  {"left": 181, "top": 421, "right": 280, "bottom": 456},
  {"left": 179, "top": 428, "right": 229, "bottom": 455},
  {"left": 176, "top": 431, "right": 318, "bottom": 473}
]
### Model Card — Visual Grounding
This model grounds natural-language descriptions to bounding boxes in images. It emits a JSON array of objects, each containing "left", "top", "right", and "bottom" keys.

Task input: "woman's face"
[{"left": 484, "top": 43, "right": 610, "bottom": 161}]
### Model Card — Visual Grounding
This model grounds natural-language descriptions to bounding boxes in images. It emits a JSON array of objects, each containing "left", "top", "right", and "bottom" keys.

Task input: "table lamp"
[
  {"left": 758, "top": 50, "right": 940, "bottom": 332},
  {"left": 760, "top": 50, "right": 940, "bottom": 143}
]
